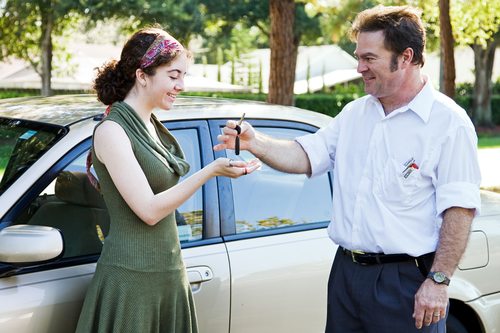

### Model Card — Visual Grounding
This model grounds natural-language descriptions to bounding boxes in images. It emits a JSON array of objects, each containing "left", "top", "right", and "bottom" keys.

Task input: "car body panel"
[
  {"left": 226, "top": 229, "right": 335, "bottom": 333},
  {"left": 183, "top": 243, "right": 231, "bottom": 333},
  {"left": 0, "top": 264, "right": 95, "bottom": 333}
]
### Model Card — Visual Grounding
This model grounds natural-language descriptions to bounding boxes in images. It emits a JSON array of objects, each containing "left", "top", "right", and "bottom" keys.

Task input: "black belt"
[{"left": 341, "top": 247, "right": 434, "bottom": 267}]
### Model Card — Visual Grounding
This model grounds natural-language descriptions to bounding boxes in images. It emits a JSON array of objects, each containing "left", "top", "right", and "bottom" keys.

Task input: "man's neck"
[{"left": 380, "top": 73, "right": 426, "bottom": 115}]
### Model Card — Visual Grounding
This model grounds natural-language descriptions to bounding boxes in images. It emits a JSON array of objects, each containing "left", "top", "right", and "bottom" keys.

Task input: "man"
[{"left": 214, "top": 5, "right": 481, "bottom": 333}]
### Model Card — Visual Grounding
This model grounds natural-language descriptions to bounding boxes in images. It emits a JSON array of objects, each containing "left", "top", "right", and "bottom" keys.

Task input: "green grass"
[{"left": 478, "top": 135, "right": 500, "bottom": 149}]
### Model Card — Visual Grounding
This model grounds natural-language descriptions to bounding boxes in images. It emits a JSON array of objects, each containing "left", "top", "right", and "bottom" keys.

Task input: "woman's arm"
[{"left": 94, "top": 121, "right": 259, "bottom": 226}]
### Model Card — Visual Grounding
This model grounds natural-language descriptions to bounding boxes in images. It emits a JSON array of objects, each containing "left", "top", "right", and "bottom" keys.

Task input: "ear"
[
  {"left": 135, "top": 68, "right": 147, "bottom": 87},
  {"left": 401, "top": 47, "right": 414, "bottom": 67}
]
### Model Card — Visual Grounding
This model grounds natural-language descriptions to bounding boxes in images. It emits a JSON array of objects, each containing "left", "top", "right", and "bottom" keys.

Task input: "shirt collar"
[{"left": 407, "top": 76, "right": 435, "bottom": 124}]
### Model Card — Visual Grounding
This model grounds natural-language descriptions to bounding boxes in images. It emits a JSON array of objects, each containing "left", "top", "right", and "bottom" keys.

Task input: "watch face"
[{"left": 434, "top": 272, "right": 446, "bottom": 283}]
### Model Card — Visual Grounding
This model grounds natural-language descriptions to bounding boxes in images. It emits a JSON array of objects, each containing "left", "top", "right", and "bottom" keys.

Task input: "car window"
[
  {"left": 0, "top": 118, "right": 66, "bottom": 194},
  {"left": 170, "top": 128, "right": 203, "bottom": 242},
  {"left": 11, "top": 151, "right": 109, "bottom": 258},
  {"left": 227, "top": 127, "right": 332, "bottom": 234},
  {"left": 10, "top": 128, "right": 204, "bottom": 258}
]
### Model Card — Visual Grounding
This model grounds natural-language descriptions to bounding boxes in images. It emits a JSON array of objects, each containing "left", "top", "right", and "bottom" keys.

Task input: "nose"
[
  {"left": 357, "top": 60, "right": 368, "bottom": 74},
  {"left": 175, "top": 78, "right": 185, "bottom": 92}
]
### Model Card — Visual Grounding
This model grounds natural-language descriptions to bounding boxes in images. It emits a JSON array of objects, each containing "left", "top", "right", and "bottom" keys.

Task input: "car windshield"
[{"left": 0, "top": 118, "right": 67, "bottom": 194}]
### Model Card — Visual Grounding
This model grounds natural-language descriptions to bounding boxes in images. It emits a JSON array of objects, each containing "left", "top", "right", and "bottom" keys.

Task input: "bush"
[
  {"left": 0, "top": 90, "right": 39, "bottom": 99},
  {"left": 295, "top": 94, "right": 357, "bottom": 118}
]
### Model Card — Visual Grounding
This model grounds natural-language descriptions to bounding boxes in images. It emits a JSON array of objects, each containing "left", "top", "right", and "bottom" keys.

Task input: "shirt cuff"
[
  {"left": 295, "top": 134, "right": 330, "bottom": 178},
  {"left": 436, "top": 182, "right": 481, "bottom": 217}
]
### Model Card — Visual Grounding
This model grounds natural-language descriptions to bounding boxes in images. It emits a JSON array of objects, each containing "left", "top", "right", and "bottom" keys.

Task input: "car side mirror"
[{"left": 0, "top": 225, "right": 63, "bottom": 265}]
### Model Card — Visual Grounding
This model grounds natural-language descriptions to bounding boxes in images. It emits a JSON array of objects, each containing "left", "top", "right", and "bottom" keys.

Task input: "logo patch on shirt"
[{"left": 402, "top": 157, "right": 419, "bottom": 179}]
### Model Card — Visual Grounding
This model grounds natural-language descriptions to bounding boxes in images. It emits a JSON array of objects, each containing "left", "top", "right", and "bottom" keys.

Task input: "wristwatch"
[{"left": 427, "top": 271, "right": 450, "bottom": 286}]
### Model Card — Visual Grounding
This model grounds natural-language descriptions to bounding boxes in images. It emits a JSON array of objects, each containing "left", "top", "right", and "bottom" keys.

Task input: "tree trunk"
[
  {"left": 40, "top": 4, "right": 53, "bottom": 96},
  {"left": 472, "top": 39, "right": 498, "bottom": 127},
  {"left": 268, "top": 0, "right": 297, "bottom": 106},
  {"left": 439, "top": 0, "right": 455, "bottom": 98}
]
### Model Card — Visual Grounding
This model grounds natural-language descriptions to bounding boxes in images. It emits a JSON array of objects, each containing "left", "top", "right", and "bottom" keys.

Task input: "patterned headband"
[{"left": 140, "top": 35, "right": 183, "bottom": 69}]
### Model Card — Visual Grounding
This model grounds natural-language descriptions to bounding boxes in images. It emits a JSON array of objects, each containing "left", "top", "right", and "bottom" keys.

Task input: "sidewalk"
[{"left": 478, "top": 148, "right": 500, "bottom": 188}]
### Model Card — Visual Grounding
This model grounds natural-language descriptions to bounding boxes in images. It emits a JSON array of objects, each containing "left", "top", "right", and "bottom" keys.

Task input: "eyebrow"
[
  {"left": 168, "top": 69, "right": 182, "bottom": 74},
  {"left": 354, "top": 52, "right": 378, "bottom": 58}
]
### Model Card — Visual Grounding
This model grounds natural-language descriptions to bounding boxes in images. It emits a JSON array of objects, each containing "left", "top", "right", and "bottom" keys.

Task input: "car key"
[{"left": 235, "top": 113, "right": 245, "bottom": 155}]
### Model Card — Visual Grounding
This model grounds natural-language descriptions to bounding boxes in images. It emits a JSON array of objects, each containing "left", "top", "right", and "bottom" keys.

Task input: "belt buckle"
[{"left": 351, "top": 250, "right": 365, "bottom": 264}]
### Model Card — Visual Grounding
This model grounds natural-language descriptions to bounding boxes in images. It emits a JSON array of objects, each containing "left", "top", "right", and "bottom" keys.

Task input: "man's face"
[{"left": 354, "top": 30, "right": 404, "bottom": 99}]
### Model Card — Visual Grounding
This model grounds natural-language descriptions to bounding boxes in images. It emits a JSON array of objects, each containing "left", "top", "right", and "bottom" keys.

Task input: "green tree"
[
  {"left": 0, "top": 0, "right": 205, "bottom": 97},
  {"left": 201, "top": 0, "right": 321, "bottom": 106},
  {"left": 452, "top": 0, "right": 500, "bottom": 126},
  {"left": 82, "top": 0, "right": 204, "bottom": 45},
  {"left": 0, "top": 0, "right": 84, "bottom": 96}
]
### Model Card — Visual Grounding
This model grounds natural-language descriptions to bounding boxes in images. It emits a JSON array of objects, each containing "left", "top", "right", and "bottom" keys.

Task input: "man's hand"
[
  {"left": 214, "top": 119, "right": 256, "bottom": 153},
  {"left": 413, "top": 279, "right": 448, "bottom": 329}
]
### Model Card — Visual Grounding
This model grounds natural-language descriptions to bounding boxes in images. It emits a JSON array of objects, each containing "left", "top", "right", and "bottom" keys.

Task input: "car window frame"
[
  {"left": 208, "top": 119, "right": 333, "bottom": 241},
  {"left": 162, "top": 119, "right": 223, "bottom": 249}
]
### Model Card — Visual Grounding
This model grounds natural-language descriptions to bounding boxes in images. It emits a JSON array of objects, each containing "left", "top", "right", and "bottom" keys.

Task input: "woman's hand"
[
  {"left": 213, "top": 120, "right": 256, "bottom": 153},
  {"left": 209, "top": 158, "right": 261, "bottom": 178}
]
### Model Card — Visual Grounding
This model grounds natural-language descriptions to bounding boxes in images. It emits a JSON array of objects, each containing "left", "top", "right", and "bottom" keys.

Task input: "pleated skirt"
[{"left": 75, "top": 263, "right": 198, "bottom": 333}]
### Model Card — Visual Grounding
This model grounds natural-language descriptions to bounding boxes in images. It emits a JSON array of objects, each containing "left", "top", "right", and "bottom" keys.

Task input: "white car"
[{"left": 0, "top": 95, "right": 499, "bottom": 333}]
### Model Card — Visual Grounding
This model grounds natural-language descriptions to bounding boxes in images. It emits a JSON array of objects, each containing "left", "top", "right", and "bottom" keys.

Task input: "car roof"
[{"left": 0, "top": 94, "right": 332, "bottom": 128}]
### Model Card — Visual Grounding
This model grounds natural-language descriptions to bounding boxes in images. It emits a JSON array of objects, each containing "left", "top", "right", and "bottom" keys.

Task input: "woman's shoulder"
[{"left": 94, "top": 119, "right": 129, "bottom": 145}]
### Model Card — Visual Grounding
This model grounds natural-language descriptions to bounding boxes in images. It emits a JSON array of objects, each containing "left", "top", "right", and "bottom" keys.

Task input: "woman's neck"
[{"left": 123, "top": 94, "right": 153, "bottom": 125}]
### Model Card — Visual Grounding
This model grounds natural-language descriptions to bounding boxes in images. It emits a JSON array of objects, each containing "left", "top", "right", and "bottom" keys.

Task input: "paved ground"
[{"left": 478, "top": 148, "right": 500, "bottom": 188}]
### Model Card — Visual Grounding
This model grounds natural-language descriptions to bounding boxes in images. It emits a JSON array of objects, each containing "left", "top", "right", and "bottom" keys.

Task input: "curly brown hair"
[
  {"left": 350, "top": 5, "right": 426, "bottom": 67},
  {"left": 93, "top": 27, "right": 186, "bottom": 105}
]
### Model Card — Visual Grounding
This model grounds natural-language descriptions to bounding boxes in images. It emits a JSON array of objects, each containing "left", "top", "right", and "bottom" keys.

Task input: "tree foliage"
[
  {"left": 0, "top": 0, "right": 84, "bottom": 96},
  {"left": 82, "top": 0, "right": 205, "bottom": 45}
]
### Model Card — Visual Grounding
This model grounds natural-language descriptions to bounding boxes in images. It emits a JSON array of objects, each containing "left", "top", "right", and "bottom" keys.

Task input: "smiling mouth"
[{"left": 167, "top": 93, "right": 177, "bottom": 98}]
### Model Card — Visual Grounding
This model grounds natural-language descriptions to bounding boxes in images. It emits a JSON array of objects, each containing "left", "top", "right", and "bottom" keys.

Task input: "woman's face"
[{"left": 145, "top": 52, "right": 188, "bottom": 110}]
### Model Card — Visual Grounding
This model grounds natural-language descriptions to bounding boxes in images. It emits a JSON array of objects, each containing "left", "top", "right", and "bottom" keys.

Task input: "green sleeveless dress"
[{"left": 75, "top": 101, "right": 197, "bottom": 333}]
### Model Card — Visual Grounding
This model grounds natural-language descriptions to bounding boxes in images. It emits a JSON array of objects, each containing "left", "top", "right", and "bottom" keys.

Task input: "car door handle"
[{"left": 187, "top": 266, "right": 213, "bottom": 284}]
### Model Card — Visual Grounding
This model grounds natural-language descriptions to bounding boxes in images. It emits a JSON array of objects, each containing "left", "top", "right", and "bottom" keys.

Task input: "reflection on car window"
[
  {"left": 0, "top": 118, "right": 66, "bottom": 194},
  {"left": 228, "top": 127, "right": 332, "bottom": 234},
  {"left": 171, "top": 128, "right": 203, "bottom": 242}
]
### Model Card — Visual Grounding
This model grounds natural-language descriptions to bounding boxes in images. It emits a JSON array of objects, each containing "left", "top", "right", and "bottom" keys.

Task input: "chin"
[{"left": 161, "top": 101, "right": 174, "bottom": 110}]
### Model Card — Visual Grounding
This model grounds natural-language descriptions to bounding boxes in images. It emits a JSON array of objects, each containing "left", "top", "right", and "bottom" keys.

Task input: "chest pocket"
[{"left": 375, "top": 158, "right": 425, "bottom": 205}]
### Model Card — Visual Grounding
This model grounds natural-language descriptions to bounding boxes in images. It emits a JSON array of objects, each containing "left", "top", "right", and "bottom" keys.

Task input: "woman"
[{"left": 76, "top": 27, "right": 260, "bottom": 333}]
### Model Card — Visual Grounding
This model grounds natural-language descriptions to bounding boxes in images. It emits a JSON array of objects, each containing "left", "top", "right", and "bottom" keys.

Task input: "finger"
[
  {"left": 228, "top": 160, "right": 248, "bottom": 168},
  {"left": 217, "top": 133, "right": 234, "bottom": 143},
  {"left": 244, "top": 163, "right": 261, "bottom": 174},
  {"left": 432, "top": 312, "right": 441, "bottom": 324},
  {"left": 423, "top": 311, "right": 433, "bottom": 326},
  {"left": 413, "top": 303, "right": 425, "bottom": 329},
  {"left": 213, "top": 143, "right": 228, "bottom": 152},
  {"left": 225, "top": 120, "right": 238, "bottom": 129},
  {"left": 222, "top": 126, "right": 239, "bottom": 136},
  {"left": 247, "top": 158, "right": 262, "bottom": 168}
]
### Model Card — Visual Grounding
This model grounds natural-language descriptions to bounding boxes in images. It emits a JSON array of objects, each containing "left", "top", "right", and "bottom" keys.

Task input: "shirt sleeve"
[
  {"left": 295, "top": 112, "right": 342, "bottom": 178},
  {"left": 435, "top": 125, "right": 482, "bottom": 217}
]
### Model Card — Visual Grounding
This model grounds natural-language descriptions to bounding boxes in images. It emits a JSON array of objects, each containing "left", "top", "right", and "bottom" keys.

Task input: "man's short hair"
[{"left": 350, "top": 5, "right": 426, "bottom": 67}]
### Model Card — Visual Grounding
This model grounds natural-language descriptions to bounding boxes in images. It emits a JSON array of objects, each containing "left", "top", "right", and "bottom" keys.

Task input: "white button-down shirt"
[{"left": 296, "top": 79, "right": 481, "bottom": 256}]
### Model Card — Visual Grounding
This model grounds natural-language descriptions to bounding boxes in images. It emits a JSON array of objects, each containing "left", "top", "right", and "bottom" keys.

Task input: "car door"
[
  {"left": 165, "top": 120, "right": 231, "bottom": 333},
  {"left": 0, "top": 120, "right": 231, "bottom": 333},
  {"left": 210, "top": 119, "right": 337, "bottom": 333}
]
